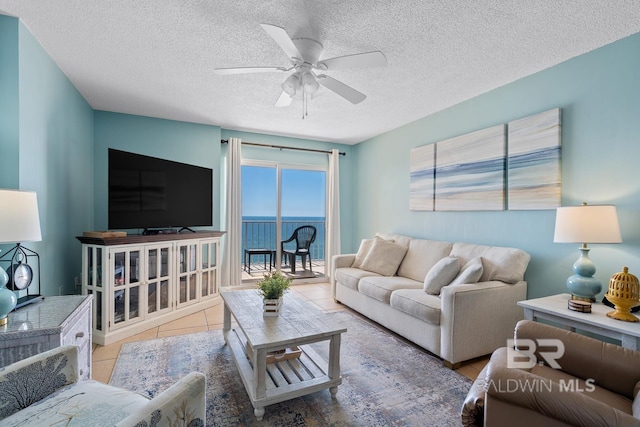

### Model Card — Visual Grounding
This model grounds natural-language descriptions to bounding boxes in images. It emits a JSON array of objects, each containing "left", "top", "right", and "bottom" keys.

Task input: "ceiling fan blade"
[
  {"left": 317, "top": 75, "right": 367, "bottom": 104},
  {"left": 260, "top": 24, "right": 302, "bottom": 61},
  {"left": 213, "top": 66, "right": 286, "bottom": 75},
  {"left": 317, "top": 51, "right": 387, "bottom": 70},
  {"left": 275, "top": 91, "right": 292, "bottom": 107}
]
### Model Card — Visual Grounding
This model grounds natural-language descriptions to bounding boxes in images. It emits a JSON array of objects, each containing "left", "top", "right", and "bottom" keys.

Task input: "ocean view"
[{"left": 242, "top": 216, "right": 326, "bottom": 261}]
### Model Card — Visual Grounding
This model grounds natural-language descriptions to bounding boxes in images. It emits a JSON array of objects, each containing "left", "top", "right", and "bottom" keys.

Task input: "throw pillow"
[
  {"left": 449, "top": 257, "right": 484, "bottom": 286},
  {"left": 351, "top": 238, "right": 374, "bottom": 268},
  {"left": 424, "top": 256, "right": 460, "bottom": 295},
  {"left": 359, "top": 238, "right": 408, "bottom": 276}
]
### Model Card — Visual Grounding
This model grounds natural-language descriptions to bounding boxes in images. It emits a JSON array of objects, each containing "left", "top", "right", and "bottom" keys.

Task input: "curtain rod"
[{"left": 220, "top": 139, "right": 346, "bottom": 156}]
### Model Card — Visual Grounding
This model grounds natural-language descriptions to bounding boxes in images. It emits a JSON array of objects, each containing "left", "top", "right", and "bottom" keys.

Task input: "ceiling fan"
[{"left": 214, "top": 24, "right": 387, "bottom": 112}]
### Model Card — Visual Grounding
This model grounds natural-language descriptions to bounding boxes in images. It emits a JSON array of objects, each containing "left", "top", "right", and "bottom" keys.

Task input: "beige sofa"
[
  {"left": 462, "top": 320, "right": 640, "bottom": 427},
  {"left": 331, "top": 232, "right": 531, "bottom": 368}
]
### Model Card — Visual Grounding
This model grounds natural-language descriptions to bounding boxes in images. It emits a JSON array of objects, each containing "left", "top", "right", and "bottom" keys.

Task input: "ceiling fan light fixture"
[
  {"left": 215, "top": 24, "right": 386, "bottom": 111},
  {"left": 301, "top": 72, "right": 319, "bottom": 94},
  {"left": 281, "top": 74, "right": 299, "bottom": 96}
]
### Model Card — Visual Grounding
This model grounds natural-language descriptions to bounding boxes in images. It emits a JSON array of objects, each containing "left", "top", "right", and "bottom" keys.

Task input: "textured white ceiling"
[{"left": 1, "top": 1, "right": 639, "bottom": 144}]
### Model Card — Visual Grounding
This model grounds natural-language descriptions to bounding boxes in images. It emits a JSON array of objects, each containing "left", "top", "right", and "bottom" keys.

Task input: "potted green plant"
[{"left": 256, "top": 271, "right": 292, "bottom": 316}]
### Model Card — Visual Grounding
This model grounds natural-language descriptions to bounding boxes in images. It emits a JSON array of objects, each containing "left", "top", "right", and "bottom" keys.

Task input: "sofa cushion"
[
  {"left": 351, "top": 238, "right": 374, "bottom": 268},
  {"left": 424, "top": 256, "right": 460, "bottom": 295},
  {"left": 374, "top": 232, "right": 412, "bottom": 247},
  {"left": 1, "top": 380, "right": 149, "bottom": 427},
  {"left": 360, "top": 237, "right": 408, "bottom": 276},
  {"left": 335, "top": 267, "right": 380, "bottom": 290},
  {"left": 449, "top": 256, "right": 484, "bottom": 286},
  {"left": 390, "top": 289, "right": 442, "bottom": 325},
  {"left": 450, "top": 242, "right": 530, "bottom": 283},
  {"left": 358, "top": 276, "right": 423, "bottom": 304},
  {"left": 397, "top": 238, "right": 454, "bottom": 282}
]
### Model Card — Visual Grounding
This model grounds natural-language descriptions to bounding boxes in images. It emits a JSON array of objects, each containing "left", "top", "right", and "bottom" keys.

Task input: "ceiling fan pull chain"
[{"left": 302, "top": 92, "right": 307, "bottom": 119}]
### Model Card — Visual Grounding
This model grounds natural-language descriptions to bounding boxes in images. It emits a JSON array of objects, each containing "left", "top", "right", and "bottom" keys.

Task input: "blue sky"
[{"left": 242, "top": 166, "right": 326, "bottom": 217}]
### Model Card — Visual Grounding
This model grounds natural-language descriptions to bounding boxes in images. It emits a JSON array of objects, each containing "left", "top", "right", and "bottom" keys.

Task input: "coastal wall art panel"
[
  {"left": 507, "top": 108, "right": 562, "bottom": 210},
  {"left": 409, "top": 144, "right": 435, "bottom": 211},
  {"left": 434, "top": 125, "right": 506, "bottom": 211}
]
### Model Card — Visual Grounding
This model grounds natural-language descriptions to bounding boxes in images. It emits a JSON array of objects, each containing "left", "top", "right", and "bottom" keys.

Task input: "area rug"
[{"left": 110, "top": 311, "right": 471, "bottom": 426}]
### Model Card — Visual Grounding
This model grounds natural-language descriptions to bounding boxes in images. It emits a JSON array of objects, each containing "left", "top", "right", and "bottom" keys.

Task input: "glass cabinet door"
[
  {"left": 85, "top": 246, "right": 103, "bottom": 288},
  {"left": 146, "top": 244, "right": 172, "bottom": 317},
  {"left": 177, "top": 243, "right": 199, "bottom": 307},
  {"left": 200, "top": 240, "right": 219, "bottom": 298},
  {"left": 110, "top": 247, "right": 143, "bottom": 329},
  {"left": 83, "top": 246, "right": 104, "bottom": 332}
]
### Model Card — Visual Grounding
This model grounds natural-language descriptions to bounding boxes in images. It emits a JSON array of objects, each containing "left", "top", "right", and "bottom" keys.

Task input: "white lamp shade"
[
  {"left": 0, "top": 189, "right": 42, "bottom": 243},
  {"left": 554, "top": 204, "right": 622, "bottom": 244}
]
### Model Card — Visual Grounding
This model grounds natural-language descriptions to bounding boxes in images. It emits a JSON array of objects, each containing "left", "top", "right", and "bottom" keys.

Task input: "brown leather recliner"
[{"left": 462, "top": 320, "right": 640, "bottom": 427}]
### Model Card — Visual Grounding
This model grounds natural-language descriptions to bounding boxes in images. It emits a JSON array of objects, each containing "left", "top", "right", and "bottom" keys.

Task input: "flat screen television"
[{"left": 108, "top": 149, "right": 213, "bottom": 232}]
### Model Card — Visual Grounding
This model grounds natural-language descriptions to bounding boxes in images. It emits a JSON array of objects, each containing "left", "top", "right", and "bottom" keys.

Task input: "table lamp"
[
  {"left": 553, "top": 202, "right": 622, "bottom": 302},
  {"left": 0, "top": 189, "right": 42, "bottom": 325}
]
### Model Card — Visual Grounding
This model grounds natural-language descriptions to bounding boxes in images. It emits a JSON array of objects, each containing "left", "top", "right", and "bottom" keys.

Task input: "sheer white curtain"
[
  {"left": 223, "top": 137, "right": 242, "bottom": 287},
  {"left": 326, "top": 149, "right": 341, "bottom": 275}
]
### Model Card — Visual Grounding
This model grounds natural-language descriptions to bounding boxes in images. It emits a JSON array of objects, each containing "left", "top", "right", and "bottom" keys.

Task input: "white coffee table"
[
  {"left": 518, "top": 293, "right": 640, "bottom": 350},
  {"left": 221, "top": 289, "right": 347, "bottom": 421}
]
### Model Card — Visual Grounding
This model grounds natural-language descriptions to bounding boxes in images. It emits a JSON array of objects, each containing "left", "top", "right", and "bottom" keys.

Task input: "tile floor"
[{"left": 91, "top": 282, "right": 488, "bottom": 384}]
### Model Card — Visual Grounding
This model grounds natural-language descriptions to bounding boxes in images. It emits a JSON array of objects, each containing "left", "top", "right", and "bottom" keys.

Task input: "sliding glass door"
[
  {"left": 280, "top": 168, "right": 326, "bottom": 277},
  {"left": 241, "top": 162, "right": 326, "bottom": 281},
  {"left": 241, "top": 165, "right": 277, "bottom": 276}
]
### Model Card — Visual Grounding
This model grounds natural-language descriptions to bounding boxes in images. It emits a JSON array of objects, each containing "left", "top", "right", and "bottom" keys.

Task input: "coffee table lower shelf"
[{"left": 224, "top": 328, "right": 341, "bottom": 419}]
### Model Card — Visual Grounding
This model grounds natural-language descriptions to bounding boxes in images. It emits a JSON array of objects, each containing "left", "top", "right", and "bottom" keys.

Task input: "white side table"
[
  {"left": 518, "top": 293, "right": 640, "bottom": 350},
  {"left": 0, "top": 295, "right": 93, "bottom": 379}
]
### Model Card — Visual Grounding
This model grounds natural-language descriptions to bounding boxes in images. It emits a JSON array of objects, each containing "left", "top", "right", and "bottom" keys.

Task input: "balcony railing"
[{"left": 241, "top": 218, "right": 325, "bottom": 266}]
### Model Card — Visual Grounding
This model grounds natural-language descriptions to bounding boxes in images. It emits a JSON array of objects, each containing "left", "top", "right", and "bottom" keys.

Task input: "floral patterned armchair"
[{"left": 0, "top": 345, "right": 205, "bottom": 426}]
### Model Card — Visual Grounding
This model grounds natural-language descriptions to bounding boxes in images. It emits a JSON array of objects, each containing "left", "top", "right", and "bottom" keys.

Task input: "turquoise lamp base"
[
  {"left": 567, "top": 275, "right": 601, "bottom": 302},
  {"left": 0, "top": 264, "right": 16, "bottom": 326},
  {"left": 566, "top": 247, "right": 601, "bottom": 302}
]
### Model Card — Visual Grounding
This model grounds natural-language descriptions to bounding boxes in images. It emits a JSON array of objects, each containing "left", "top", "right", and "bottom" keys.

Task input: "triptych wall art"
[{"left": 410, "top": 108, "right": 561, "bottom": 211}]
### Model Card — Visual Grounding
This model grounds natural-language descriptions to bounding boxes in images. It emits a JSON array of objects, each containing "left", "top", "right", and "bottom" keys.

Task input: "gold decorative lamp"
[
  {"left": 553, "top": 203, "right": 622, "bottom": 302},
  {"left": 605, "top": 267, "right": 640, "bottom": 322}
]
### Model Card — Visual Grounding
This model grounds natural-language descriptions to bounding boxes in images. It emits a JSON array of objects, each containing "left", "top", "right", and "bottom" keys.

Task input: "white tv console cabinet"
[{"left": 77, "top": 231, "right": 224, "bottom": 346}]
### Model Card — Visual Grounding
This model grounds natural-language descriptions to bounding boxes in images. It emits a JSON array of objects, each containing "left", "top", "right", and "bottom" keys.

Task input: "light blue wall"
[
  {"left": 353, "top": 32, "right": 640, "bottom": 299},
  {"left": 221, "top": 129, "right": 355, "bottom": 251},
  {"left": 0, "top": 17, "right": 94, "bottom": 297},
  {"left": 0, "top": 15, "right": 19, "bottom": 188},
  {"left": 93, "top": 111, "right": 222, "bottom": 231},
  {"left": 18, "top": 21, "right": 95, "bottom": 296}
]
